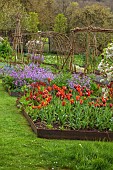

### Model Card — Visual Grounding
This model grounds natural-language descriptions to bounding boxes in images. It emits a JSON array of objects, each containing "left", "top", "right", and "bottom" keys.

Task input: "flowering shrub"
[{"left": 98, "top": 42, "right": 113, "bottom": 99}]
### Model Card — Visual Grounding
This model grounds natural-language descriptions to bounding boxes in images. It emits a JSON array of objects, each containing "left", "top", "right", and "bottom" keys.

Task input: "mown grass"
[{"left": 0, "top": 80, "right": 113, "bottom": 170}]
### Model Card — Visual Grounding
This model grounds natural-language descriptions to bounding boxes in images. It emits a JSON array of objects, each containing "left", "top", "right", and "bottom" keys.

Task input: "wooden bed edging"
[
  {"left": 8, "top": 90, "right": 24, "bottom": 97},
  {"left": 22, "top": 110, "right": 113, "bottom": 141}
]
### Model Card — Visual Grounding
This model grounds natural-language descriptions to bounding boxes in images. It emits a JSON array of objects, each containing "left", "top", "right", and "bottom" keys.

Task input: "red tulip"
[
  {"left": 62, "top": 101, "right": 66, "bottom": 106},
  {"left": 102, "top": 97, "right": 106, "bottom": 104},
  {"left": 26, "top": 97, "right": 29, "bottom": 101},
  {"left": 47, "top": 86, "right": 52, "bottom": 92},
  {"left": 62, "top": 86, "right": 67, "bottom": 90},
  {"left": 48, "top": 78, "right": 51, "bottom": 83},
  {"left": 80, "top": 99, "right": 83, "bottom": 104},
  {"left": 110, "top": 103, "right": 113, "bottom": 108}
]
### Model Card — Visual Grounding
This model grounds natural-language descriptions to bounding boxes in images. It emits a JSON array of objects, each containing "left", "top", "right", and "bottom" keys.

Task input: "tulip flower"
[
  {"left": 76, "top": 95, "right": 80, "bottom": 101},
  {"left": 62, "top": 100, "right": 66, "bottom": 106},
  {"left": 80, "top": 99, "right": 83, "bottom": 104}
]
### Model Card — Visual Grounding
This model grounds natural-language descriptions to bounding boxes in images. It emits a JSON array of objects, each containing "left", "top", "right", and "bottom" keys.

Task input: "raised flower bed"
[
  {"left": 21, "top": 109, "right": 113, "bottom": 141},
  {"left": 18, "top": 80, "right": 113, "bottom": 141}
]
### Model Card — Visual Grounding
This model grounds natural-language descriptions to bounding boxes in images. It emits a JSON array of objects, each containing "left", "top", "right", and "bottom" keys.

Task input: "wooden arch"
[{"left": 71, "top": 26, "right": 113, "bottom": 73}]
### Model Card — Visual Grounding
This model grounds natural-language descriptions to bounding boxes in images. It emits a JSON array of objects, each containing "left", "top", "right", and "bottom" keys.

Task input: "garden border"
[
  {"left": 8, "top": 89, "right": 23, "bottom": 97},
  {"left": 22, "top": 110, "right": 113, "bottom": 141}
]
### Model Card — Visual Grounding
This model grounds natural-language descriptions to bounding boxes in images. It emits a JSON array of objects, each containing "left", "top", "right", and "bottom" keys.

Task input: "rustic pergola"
[
  {"left": 25, "top": 31, "right": 73, "bottom": 69},
  {"left": 12, "top": 24, "right": 113, "bottom": 72},
  {"left": 71, "top": 26, "right": 113, "bottom": 73},
  {"left": 39, "top": 31, "right": 73, "bottom": 70}
]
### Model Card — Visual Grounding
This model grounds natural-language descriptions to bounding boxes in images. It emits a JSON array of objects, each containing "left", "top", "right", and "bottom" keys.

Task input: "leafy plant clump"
[{"left": 0, "top": 39, "right": 13, "bottom": 60}]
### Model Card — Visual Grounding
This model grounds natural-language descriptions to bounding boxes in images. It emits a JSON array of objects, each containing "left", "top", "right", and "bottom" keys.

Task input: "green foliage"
[
  {"left": 0, "top": 39, "right": 13, "bottom": 60},
  {"left": 38, "top": 0, "right": 56, "bottom": 31},
  {"left": 50, "top": 71, "right": 72, "bottom": 87},
  {"left": 54, "top": 13, "right": 67, "bottom": 33},
  {"left": 25, "top": 12, "right": 39, "bottom": 33},
  {"left": 69, "top": 3, "right": 113, "bottom": 28},
  {"left": 74, "top": 54, "right": 85, "bottom": 67},
  {"left": 0, "top": 0, "right": 27, "bottom": 31},
  {"left": 67, "top": 3, "right": 113, "bottom": 55},
  {"left": 2, "top": 75, "right": 15, "bottom": 90}
]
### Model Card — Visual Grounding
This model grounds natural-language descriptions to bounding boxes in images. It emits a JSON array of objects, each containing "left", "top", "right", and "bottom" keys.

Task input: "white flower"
[
  {"left": 107, "top": 72, "right": 112, "bottom": 81},
  {"left": 106, "top": 54, "right": 113, "bottom": 59},
  {"left": 102, "top": 87, "right": 106, "bottom": 93},
  {"left": 103, "top": 91, "right": 108, "bottom": 98},
  {"left": 100, "top": 79, "right": 105, "bottom": 83},
  {"left": 110, "top": 66, "right": 113, "bottom": 70}
]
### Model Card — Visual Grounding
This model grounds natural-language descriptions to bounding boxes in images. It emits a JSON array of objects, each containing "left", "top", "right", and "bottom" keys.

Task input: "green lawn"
[{"left": 0, "top": 80, "right": 113, "bottom": 170}]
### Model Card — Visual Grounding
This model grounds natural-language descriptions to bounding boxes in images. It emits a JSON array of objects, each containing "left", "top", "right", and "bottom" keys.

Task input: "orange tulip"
[
  {"left": 79, "top": 91, "right": 83, "bottom": 96},
  {"left": 37, "top": 97, "right": 40, "bottom": 102},
  {"left": 37, "top": 104, "right": 42, "bottom": 109},
  {"left": 32, "top": 105, "right": 38, "bottom": 109},
  {"left": 76, "top": 95, "right": 80, "bottom": 101},
  {"left": 47, "top": 86, "right": 52, "bottom": 92},
  {"left": 70, "top": 99, "right": 74, "bottom": 104}
]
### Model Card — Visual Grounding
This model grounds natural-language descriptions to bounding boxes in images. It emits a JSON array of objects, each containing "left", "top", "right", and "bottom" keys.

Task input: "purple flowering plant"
[
  {"left": 2, "top": 63, "right": 55, "bottom": 92},
  {"left": 31, "top": 54, "right": 44, "bottom": 64},
  {"left": 68, "top": 73, "right": 91, "bottom": 89}
]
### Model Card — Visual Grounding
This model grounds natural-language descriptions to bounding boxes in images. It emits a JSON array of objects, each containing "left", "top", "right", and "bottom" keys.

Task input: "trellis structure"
[
  {"left": 12, "top": 24, "right": 113, "bottom": 72},
  {"left": 37, "top": 31, "right": 74, "bottom": 70},
  {"left": 13, "top": 16, "right": 23, "bottom": 63},
  {"left": 24, "top": 31, "right": 73, "bottom": 70},
  {"left": 71, "top": 26, "right": 113, "bottom": 73}
]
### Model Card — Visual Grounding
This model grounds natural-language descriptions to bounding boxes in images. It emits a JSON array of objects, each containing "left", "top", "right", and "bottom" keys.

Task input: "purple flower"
[
  {"left": 68, "top": 73, "right": 91, "bottom": 89},
  {"left": 7, "top": 64, "right": 55, "bottom": 88},
  {"left": 31, "top": 55, "right": 44, "bottom": 63}
]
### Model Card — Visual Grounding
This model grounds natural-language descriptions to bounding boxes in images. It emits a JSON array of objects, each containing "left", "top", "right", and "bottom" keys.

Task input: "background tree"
[
  {"left": 24, "top": 12, "right": 39, "bottom": 33},
  {"left": 37, "top": 0, "right": 56, "bottom": 31},
  {"left": 66, "top": 2, "right": 79, "bottom": 31},
  {"left": 54, "top": 13, "right": 67, "bottom": 33},
  {"left": 55, "top": 0, "right": 73, "bottom": 15},
  {"left": 69, "top": 3, "right": 113, "bottom": 28},
  {"left": 1, "top": 0, "right": 113, "bottom": 34},
  {"left": 0, "top": 0, "right": 40, "bottom": 33}
]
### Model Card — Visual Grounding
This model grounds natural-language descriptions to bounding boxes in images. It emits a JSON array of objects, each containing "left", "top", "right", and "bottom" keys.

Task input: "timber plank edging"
[
  {"left": 8, "top": 89, "right": 24, "bottom": 97},
  {"left": 22, "top": 110, "right": 113, "bottom": 141}
]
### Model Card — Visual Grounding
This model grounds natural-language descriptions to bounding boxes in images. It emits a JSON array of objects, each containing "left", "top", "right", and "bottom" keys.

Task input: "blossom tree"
[{"left": 98, "top": 42, "right": 113, "bottom": 100}]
